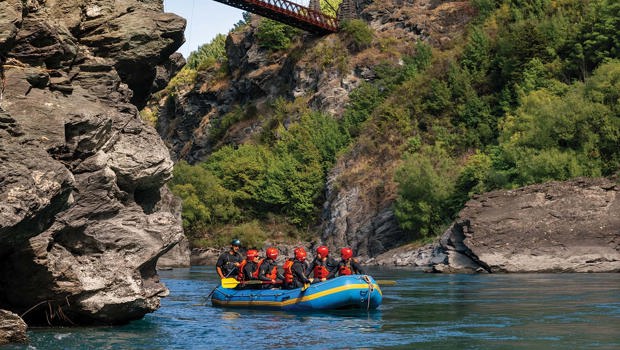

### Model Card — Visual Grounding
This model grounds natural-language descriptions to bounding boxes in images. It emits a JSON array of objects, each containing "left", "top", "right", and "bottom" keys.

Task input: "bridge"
[{"left": 212, "top": 0, "right": 339, "bottom": 34}]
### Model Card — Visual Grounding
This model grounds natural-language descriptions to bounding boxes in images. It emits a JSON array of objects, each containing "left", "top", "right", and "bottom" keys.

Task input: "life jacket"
[
  {"left": 313, "top": 260, "right": 330, "bottom": 279},
  {"left": 252, "top": 259, "right": 264, "bottom": 279},
  {"left": 339, "top": 260, "right": 352, "bottom": 276},
  {"left": 283, "top": 259, "right": 294, "bottom": 283},
  {"left": 238, "top": 259, "right": 262, "bottom": 281},
  {"left": 237, "top": 259, "right": 248, "bottom": 281},
  {"left": 263, "top": 259, "right": 278, "bottom": 280}
]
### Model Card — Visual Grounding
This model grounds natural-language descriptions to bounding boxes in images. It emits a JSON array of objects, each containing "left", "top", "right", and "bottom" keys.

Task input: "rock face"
[
  {"left": 0, "top": 309, "right": 27, "bottom": 345},
  {"left": 320, "top": 0, "right": 474, "bottom": 258},
  {"left": 0, "top": 0, "right": 186, "bottom": 325},
  {"left": 438, "top": 178, "right": 620, "bottom": 272}
]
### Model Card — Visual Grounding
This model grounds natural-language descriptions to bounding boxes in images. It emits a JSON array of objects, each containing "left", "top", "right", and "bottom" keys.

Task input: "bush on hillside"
[
  {"left": 169, "top": 161, "right": 241, "bottom": 234},
  {"left": 341, "top": 19, "right": 373, "bottom": 51},
  {"left": 256, "top": 19, "right": 300, "bottom": 51},
  {"left": 394, "top": 144, "right": 457, "bottom": 238},
  {"left": 496, "top": 60, "right": 620, "bottom": 186},
  {"left": 187, "top": 34, "right": 227, "bottom": 70}
]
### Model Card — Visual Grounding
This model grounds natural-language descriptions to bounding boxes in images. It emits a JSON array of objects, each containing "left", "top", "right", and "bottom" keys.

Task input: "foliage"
[
  {"left": 139, "top": 106, "right": 158, "bottom": 128},
  {"left": 563, "top": 0, "right": 620, "bottom": 79},
  {"left": 497, "top": 60, "right": 620, "bottom": 186},
  {"left": 394, "top": 144, "right": 458, "bottom": 238},
  {"left": 341, "top": 42, "right": 432, "bottom": 138},
  {"left": 321, "top": 0, "right": 342, "bottom": 17},
  {"left": 169, "top": 161, "right": 241, "bottom": 234},
  {"left": 210, "top": 104, "right": 258, "bottom": 143},
  {"left": 166, "top": 67, "right": 197, "bottom": 95},
  {"left": 448, "top": 151, "right": 493, "bottom": 213},
  {"left": 341, "top": 19, "right": 374, "bottom": 51},
  {"left": 311, "top": 39, "right": 349, "bottom": 72},
  {"left": 256, "top": 19, "right": 300, "bottom": 51},
  {"left": 199, "top": 105, "right": 349, "bottom": 227},
  {"left": 186, "top": 34, "right": 227, "bottom": 70}
]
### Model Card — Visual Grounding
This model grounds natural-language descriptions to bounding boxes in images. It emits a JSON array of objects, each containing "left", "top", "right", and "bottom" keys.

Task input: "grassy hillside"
[{"left": 156, "top": 0, "right": 619, "bottom": 249}]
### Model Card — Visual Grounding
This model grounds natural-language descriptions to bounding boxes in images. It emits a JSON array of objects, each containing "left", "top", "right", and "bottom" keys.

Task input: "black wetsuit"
[
  {"left": 242, "top": 260, "right": 260, "bottom": 281},
  {"left": 258, "top": 258, "right": 285, "bottom": 288},
  {"left": 216, "top": 250, "right": 242, "bottom": 277},
  {"left": 290, "top": 260, "right": 312, "bottom": 289}
]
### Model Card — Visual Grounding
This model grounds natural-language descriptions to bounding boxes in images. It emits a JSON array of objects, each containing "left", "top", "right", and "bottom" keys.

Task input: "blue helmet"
[{"left": 231, "top": 239, "right": 241, "bottom": 247}]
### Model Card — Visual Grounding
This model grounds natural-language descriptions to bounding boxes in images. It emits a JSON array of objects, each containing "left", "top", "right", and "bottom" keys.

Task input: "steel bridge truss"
[{"left": 212, "top": 0, "right": 339, "bottom": 34}]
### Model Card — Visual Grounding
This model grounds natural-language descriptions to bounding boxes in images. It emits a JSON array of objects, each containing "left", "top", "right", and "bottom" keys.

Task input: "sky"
[{"left": 163, "top": 0, "right": 244, "bottom": 58}]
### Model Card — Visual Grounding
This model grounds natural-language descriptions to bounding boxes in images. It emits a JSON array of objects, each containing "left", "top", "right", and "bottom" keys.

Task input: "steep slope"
[
  {"left": 153, "top": 0, "right": 475, "bottom": 257},
  {"left": 153, "top": 0, "right": 619, "bottom": 271}
]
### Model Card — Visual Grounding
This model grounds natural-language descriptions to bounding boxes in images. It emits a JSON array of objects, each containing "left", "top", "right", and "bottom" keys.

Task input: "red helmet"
[
  {"left": 266, "top": 247, "right": 278, "bottom": 260},
  {"left": 294, "top": 247, "right": 307, "bottom": 261},
  {"left": 316, "top": 245, "right": 329, "bottom": 257},
  {"left": 246, "top": 249, "right": 258, "bottom": 260},
  {"left": 340, "top": 247, "right": 353, "bottom": 260}
]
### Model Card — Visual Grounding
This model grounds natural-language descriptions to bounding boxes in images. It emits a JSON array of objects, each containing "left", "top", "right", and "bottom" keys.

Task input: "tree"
[{"left": 394, "top": 144, "right": 457, "bottom": 238}]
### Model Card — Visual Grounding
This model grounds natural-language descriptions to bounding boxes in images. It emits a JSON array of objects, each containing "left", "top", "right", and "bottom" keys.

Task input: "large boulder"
[
  {"left": 0, "top": 0, "right": 186, "bottom": 325},
  {"left": 0, "top": 310, "right": 27, "bottom": 345},
  {"left": 439, "top": 178, "right": 620, "bottom": 273}
]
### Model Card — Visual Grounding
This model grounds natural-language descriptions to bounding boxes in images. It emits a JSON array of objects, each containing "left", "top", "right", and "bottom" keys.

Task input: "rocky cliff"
[{"left": 0, "top": 0, "right": 185, "bottom": 326}]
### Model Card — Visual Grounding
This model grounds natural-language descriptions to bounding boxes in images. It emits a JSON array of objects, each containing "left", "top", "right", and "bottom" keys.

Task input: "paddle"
[
  {"left": 207, "top": 268, "right": 237, "bottom": 299},
  {"left": 374, "top": 280, "right": 397, "bottom": 285},
  {"left": 221, "top": 277, "right": 283, "bottom": 289}
]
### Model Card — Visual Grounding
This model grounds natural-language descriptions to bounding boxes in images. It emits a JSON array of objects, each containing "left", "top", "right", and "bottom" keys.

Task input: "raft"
[{"left": 211, "top": 275, "right": 382, "bottom": 311}]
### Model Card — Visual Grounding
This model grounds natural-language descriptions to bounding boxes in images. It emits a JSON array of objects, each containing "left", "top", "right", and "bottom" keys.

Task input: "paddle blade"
[
  {"left": 221, "top": 277, "right": 240, "bottom": 289},
  {"left": 375, "top": 280, "right": 397, "bottom": 285}
]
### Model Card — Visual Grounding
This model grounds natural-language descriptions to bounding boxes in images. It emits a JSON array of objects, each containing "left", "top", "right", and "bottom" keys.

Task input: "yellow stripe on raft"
[{"left": 212, "top": 283, "right": 381, "bottom": 307}]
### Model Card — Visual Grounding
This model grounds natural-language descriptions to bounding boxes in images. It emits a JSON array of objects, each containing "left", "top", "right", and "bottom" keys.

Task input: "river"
[{"left": 5, "top": 267, "right": 620, "bottom": 349}]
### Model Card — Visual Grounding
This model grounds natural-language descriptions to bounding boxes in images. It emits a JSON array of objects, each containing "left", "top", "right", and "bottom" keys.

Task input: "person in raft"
[
  {"left": 237, "top": 249, "right": 262, "bottom": 283},
  {"left": 283, "top": 247, "right": 313, "bottom": 289},
  {"left": 333, "top": 247, "right": 365, "bottom": 277},
  {"left": 215, "top": 239, "right": 243, "bottom": 279},
  {"left": 257, "top": 247, "right": 285, "bottom": 288},
  {"left": 306, "top": 245, "right": 338, "bottom": 282}
]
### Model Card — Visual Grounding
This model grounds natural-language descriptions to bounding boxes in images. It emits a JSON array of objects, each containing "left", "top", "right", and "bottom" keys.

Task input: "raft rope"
[{"left": 362, "top": 275, "right": 373, "bottom": 311}]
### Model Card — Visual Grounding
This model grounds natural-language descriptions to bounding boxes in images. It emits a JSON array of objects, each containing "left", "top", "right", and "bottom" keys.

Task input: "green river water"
[{"left": 4, "top": 267, "right": 619, "bottom": 349}]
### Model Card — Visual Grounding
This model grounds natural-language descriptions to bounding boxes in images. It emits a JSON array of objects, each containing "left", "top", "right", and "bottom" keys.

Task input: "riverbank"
[{"left": 179, "top": 178, "right": 620, "bottom": 274}]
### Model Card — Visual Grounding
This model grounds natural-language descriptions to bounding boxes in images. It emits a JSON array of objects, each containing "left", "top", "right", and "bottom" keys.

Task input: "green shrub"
[
  {"left": 166, "top": 67, "right": 197, "bottom": 95},
  {"left": 169, "top": 161, "right": 241, "bottom": 235},
  {"left": 394, "top": 144, "right": 457, "bottom": 238},
  {"left": 341, "top": 19, "right": 374, "bottom": 51},
  {"left": 139, "top": 106, "right": 158, "bottom": 128},
  {"left": 256, "top": 19, "right": 300, "bottom": 51},
  {"left": 448, "top": 151, "right": 493, "bottom": 214},
  {"left": 497, "top": 61, "right": 620, "bottom": 185},
  {"left": 341, "top": 82, "right": 382, "bottom": 137},
  {"left": 321, "top": 0, "right": 342, "bottom": 17},
  {"left": 187, "top": 34, "right": 227, "bottom": 70},
  {"left": 230, "top": 221, "right": 268, "bottom": 249},
  {"left": 563, "top": 0, "right": 620, "bottom": 79}
]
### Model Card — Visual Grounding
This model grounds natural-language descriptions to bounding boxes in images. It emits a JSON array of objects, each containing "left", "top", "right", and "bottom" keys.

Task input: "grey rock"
[
  {"left": 0, "top": 0, "right": 186, "bottom": 326},
  {"left": 0, "top": 0, "right": 22, "bottom": 53},
  {"left": 0, "top": 309, "right": 27, "bottom": 345},
  {"left": 78, "top": 0, "right": 186, "bottom": 107},
  {"left": 439, "top": 178, "right": 620, "bottom": 273}
]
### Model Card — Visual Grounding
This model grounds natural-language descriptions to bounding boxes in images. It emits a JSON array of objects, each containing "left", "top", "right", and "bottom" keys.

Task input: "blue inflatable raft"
[{"left": 211, "top": 275, "right": 382, "bottom": 311}]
